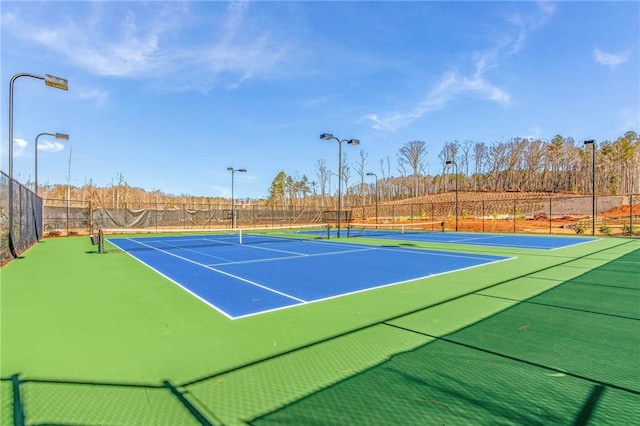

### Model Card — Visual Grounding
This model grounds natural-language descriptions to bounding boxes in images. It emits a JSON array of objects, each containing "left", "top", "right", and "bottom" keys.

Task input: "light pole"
[
  {"left": 227, "top": 167, "right": 246, "bottom": 229},
  {"left": 35, "top": 132, "right": 69, "bottom": 196},
  {"left": 366, "top": 172, "right": 378, "bottom": 225},
  {"left": 320, "top": 133, "right": 360, "bottom": 237},
  {"left": 584, "top": 140, "right": 595, "bottom": 235},
  {"left": 445, "top": 160, "right": 458, "bottom": 231},
  {"left": 8, "top": 73, "right": 68, "bottom": 256}
]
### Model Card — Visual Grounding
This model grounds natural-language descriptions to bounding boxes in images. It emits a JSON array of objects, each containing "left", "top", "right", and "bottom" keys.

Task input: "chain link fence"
[
  {"left": 39, "top": 194, "right": 640, "bottom": 238},
  {"left": 352, "top": 193, "right": 638, "bottom": 236},
  {"left": 0, "top": 172, "right": 43, "bottom": 266},
  {"left": 3, "top": 192, "right": 635, "bottom": 264},
  {"left": 42, "top": 201, "right": 328, "bottom": 235}
]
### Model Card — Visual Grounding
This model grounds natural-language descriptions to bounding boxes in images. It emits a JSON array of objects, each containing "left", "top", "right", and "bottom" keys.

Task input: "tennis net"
[
  {"left": 347, "top": 221, "right": 444, "bottom": 238},
  {"left": 96, "top": 223, "right": 330, "bottom": 253}
]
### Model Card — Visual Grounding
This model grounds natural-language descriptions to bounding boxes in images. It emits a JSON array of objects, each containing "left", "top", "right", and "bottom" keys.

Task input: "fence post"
[
  {"left": 89, "top": 201, "right": 93, "bottom": 236},
  {"left": 629, "top": 193, "right": 634, "bottom": 237},
  {"left": 549, "top": 197, "right": 552, "bottom": 234},
  {"left": 65, "top": 188, "right": 70, "bottom": 236}
]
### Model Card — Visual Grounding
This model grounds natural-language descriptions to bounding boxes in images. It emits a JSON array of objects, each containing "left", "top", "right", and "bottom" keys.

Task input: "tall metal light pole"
[
  {"left": 35, "top": 132, "right": 69, "bottom": 196},
  {"left": 227, "top": 167, "right": 246, "bottom": 229},
  {"left": 8, "top": 73, "right": 68, "bottom": 256},
  {"left": 584, "top": 140, "right": 595, "bottom": 235},
  {"left": 445, "top": 160, "right": 458, "bottom": 231},
  {"left": 366, "top": 172, "right": 378, "bottom": 225},
  {"left": 320, "top": 133, "right": 360, "bottom": 237}
]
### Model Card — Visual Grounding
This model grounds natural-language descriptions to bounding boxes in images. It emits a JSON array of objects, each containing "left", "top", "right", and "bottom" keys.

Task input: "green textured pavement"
[{"left": 1, "top": 235, "right": 638, "bottom": 424}]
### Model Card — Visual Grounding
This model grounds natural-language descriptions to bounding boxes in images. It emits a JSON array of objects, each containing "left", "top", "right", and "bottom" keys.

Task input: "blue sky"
[{"left": 1, "top": 1, "right": 638, "bottom": 199}]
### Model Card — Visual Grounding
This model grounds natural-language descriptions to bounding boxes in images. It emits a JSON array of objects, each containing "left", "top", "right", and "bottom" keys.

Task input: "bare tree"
[
  {"left": 547, "top": 134, "right": 564, "bottom": 192},
  {"left": 354, "top": 149, "right": 369, "bottom": 206},
  {"left": 341, "top": 152, "right": 352, "bottom": 206},
  {"left": 473, "top": 142, "right": 487, "bottom": 190},
  {"left": 398, "top": 140, "right": 427, "bottom": 197},
  {"left": 461, "top": 140, "right": 473, "bottom": 182},
  {"left": 315, "top": 158, "right": 330, "bottom": 208},
  {"left": 524, "top": 138, "right": 545, "bottom": 191}
]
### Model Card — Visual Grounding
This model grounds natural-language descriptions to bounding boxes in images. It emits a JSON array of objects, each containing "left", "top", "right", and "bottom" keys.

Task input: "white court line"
[
  {"left": 141, "top": 235, "right": 315, "bottom": 259},
  {"left": 118, "top": 238, "right": 307, "bottom": 303},
  {"left": 376, "top": 246, "right": 509, "bottom": 261},
  {"left": 110, "top": 236, "right": 515, "bottom": 320},
  {"left": 209, "top": 246, "right": 378, "bottom": 267},
  {"left": 151, "top": 238, "right": 238, "bottom": 263},
  {"left": 445, "top": 235, "right": 507, "bottom": 243},
  {"left": 231, "top": 255, "right": 514, "bottom": 320},
  {"left": 548, "top": 238, "right": 600, "bottom": 251}
]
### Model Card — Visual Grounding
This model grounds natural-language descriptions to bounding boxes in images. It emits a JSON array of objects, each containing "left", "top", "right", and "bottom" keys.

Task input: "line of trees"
[
  {"left": 40, "top": 130, "right": 638, "bottom": 209},
  {"left": 266, "top": 130, "right": 639, "bottom": 209},
  {"left": 40, "top": 172, "right": 229, "bottom": 209}
]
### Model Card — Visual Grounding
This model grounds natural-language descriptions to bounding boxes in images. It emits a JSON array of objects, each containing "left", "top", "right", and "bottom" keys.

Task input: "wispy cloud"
[
  {"left": 74, "top": 87, "right": 110, "bottom": 108},
  {"left": 593, "top": 48, "right": 631, "bottom": 67},
  {"left": 2, "top": 1, "right": 292, "bottom": 92},
  {"left": 367, "top": 69, "right": 511, "bottom": 132},
  {"left": 37, "top": 140, "right": 65, "bottom": 153},
  {"left": 13, "top": 138, "right": 28, "bottom": 157},
  {"left": 367, "top": 3, "right": 556, "bottom": 132}
]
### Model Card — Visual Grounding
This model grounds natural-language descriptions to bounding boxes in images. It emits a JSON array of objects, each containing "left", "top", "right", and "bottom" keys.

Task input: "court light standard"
[
  {"left": 227, "top": 167, "right": 246, "bottom": 229},
  {"left": 445, "top": 160, "right": 458, "bottom": 231},
  {"left": 320, "top": 133, "right": 360, "bottom": 238},
  {"left": 366, "top": 172, "right": 378, "bottom": 224},
  {"left": 35, "top": 132, "right": 69, "bottom": 196},
  {"left": 8, "top": 73, "right": 68, "bottom": 256},
  {"left": 583, "top": 140, "right": 595, "bottom": 236}
]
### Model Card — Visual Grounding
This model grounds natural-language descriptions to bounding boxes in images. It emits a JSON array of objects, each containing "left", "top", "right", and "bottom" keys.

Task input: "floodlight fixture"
[
  {"left": 8, "top": 72, "right": 69, "bottom": 255},
  {"left": 35, "top": 132, "right": 70, "bottom": 195},
  {"left": 44, "top": 74, "right": 69, "bottom": 90},
  {"left": 320, "top": 133, "right": 334, "bottom": 140}
]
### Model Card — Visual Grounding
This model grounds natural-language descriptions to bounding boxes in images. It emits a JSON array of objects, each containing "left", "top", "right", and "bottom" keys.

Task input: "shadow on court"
[
  {"left": 2, "top": 247, "right": 638, "bottom": 425},
  {"left": 247, "top": 248, "right": 640, "bottom": 424}
]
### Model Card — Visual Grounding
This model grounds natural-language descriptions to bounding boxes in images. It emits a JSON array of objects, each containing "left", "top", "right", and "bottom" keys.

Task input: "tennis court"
[
  {"left": 1, "top": 230, "right": 638, "bottom": 425},
  {"left": 107, "top": 231, "right": 510, "bottom": 318},
  {"left": 346, "top": 222, "right": 598, "bottom": 249}
]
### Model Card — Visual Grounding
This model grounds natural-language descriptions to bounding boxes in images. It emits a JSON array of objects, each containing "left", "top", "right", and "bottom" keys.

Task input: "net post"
[
  {"left": 239, "top": 229, "right": 243, "bottom": 245},
  {"left": 98, "top": 229, "right": 104, "bottom": 253}
]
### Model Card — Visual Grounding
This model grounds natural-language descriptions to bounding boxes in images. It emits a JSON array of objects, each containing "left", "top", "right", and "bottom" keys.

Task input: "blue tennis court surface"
[
  {"left": 108, "top": 234, "right": 511, "bottom": 319},
  {"left": 346, "top": 229, "right": 598, "bottom": 250}
]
